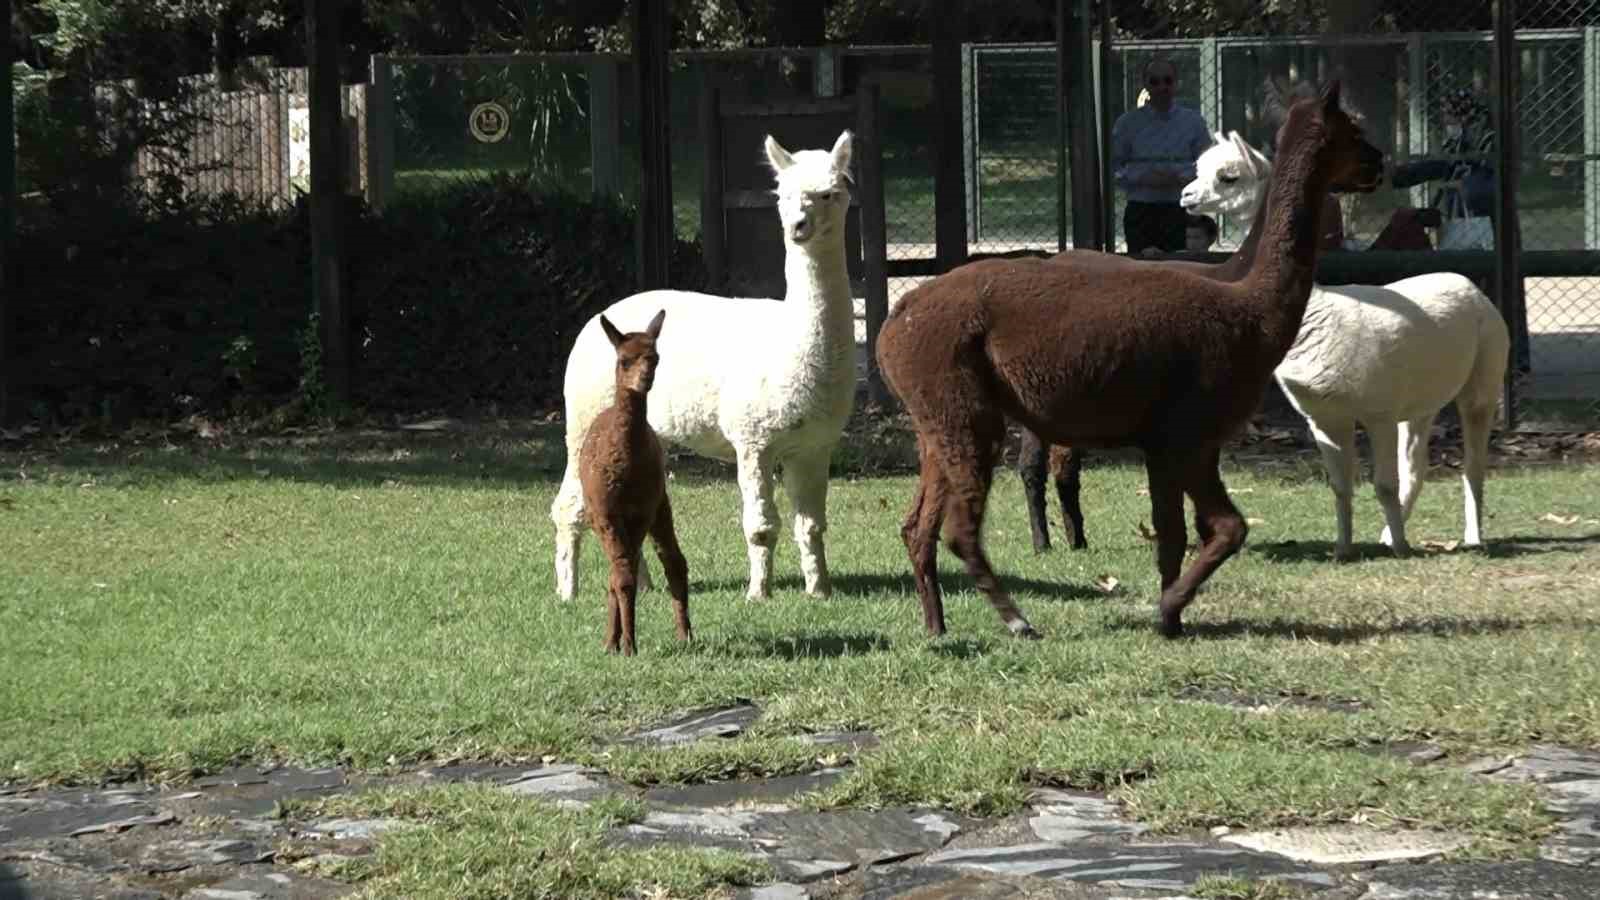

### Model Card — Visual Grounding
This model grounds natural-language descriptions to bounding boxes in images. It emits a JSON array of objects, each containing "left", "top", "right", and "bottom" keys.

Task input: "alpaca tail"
[{"left": 1461, "top": 291, "right": 1512, "bottom": 415}]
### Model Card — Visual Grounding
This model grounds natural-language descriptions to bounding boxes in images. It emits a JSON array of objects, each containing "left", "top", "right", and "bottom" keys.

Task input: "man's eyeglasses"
[{"left": 1147, "top": 75, "right": 1174, "bottom": 86}]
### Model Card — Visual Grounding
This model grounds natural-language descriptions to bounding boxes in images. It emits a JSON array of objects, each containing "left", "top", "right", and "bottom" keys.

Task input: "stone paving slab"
[
  {"left": 1484, "top": 745, "right": 1600, "bottom": 866},
  {"left": 646, "top": 768, "right": 849, "bottom": 809},
  {"left": 620, "top": 702, "right": 762, "bottom": 746},
  {"left": 1220, "top": 825, "right": 1472, "bottom": 864},
  {"left": 1355, "top": 860, "right": 1600, "bottom": 898},
  {"left": 923, "top": 841, "right": 1341, "bottom": 892}
]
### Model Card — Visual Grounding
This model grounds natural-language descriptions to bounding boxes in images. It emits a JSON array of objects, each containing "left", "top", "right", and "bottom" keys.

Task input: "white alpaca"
[
  {"left": 552, "top": 131, "right": 858, "bottom": 600},
  {"left": 1182, "top": 131, "right": 1509, "bottom": 559}
]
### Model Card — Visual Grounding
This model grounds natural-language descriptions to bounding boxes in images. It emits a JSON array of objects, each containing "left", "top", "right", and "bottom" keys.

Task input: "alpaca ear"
[
  {"left": 1320, "top": 79, "right": 1343, "bottom": 115},
  {"left": 1228, "top": 131, "right": 1253, "bottom": 169},
  {"left": 599, "top": 314, "right": 625, "bottom": 348},
  {"left": 645, "top": 309, "right": 666, "bottom": 340},
  {"left": 830, "top": 130, "right": 854, "bottom": 176},
  {"left": 765, "top": 135, "right": 796, "bottom": 173}
]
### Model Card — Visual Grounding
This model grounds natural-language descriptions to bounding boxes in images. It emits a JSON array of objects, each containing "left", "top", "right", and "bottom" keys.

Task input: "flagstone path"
[{"left": 3, "top": 701, "right": 1596, "bottom": 899}]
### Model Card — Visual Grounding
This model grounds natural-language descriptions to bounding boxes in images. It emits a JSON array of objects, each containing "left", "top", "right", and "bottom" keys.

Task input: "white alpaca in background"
[
  {"left": 1182, "top": 132, "right": 1510, "bottom": 559},
  {"left": 552, "top": 131, "right": 858, "bottom": 600}
]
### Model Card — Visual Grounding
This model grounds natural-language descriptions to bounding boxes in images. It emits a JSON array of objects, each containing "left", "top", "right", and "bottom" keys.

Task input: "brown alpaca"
[
  {"left": 1016, "top": 79, "right": 1370, "bottom": 554},
  {"left": 578, "top": 309, "right": 691, "bottom": 656},
  {"left": 876, "top": 82, "right": 1383, "bottom": 640}
]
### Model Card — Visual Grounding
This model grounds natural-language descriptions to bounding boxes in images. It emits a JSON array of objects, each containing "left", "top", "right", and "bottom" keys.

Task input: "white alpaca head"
[
  {"left": 764, "top": 131, "right": 853, "bottom": 247},
  {"left": 1180, "top": 129, "right": 1272, "bottom": 217}
]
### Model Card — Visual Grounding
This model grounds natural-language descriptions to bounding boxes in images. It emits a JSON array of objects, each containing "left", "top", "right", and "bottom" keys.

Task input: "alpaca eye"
[{"left": 1218, "top": 174, "right": 1239, "bottom": 184}]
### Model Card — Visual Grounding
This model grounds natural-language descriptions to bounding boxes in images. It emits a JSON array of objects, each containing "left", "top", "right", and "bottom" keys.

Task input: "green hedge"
[{"left": 12, "top": 175, "right": 706, "bottom": 425}]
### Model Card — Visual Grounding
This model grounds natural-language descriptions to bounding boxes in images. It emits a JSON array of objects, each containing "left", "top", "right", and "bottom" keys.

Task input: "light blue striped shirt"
[{"left": 1111, "top": 103, "right": 1212, "bottom": 204}]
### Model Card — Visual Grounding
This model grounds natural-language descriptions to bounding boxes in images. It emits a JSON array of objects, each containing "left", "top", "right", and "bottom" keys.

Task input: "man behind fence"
[{"left": 1112, "top": 57, "right": 1212, "bottom": 255}]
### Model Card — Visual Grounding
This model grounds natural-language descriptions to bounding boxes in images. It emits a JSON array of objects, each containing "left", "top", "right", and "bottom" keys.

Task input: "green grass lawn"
[{"left": 3, "top": 425, "right": 1599, "bottom": 890}]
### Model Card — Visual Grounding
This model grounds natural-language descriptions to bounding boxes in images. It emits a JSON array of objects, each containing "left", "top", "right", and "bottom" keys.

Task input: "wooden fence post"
[
  {"left": 932, "top": 0, "right": 968, "bottom": 270},
  {"left": 633, "top": 0, "right": 673, "bottom": 290},
  {"left": 1, "top": 0, "right": 16, "bottom": 424},
  {"left": 308, "top": 0, "right": 351, "bottom": 403},
  {"left": 856, "top": 83, "right": 892, "bottom": 408}
]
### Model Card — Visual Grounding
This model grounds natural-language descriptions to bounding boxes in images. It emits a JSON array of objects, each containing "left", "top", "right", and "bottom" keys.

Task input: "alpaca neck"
[
  {"left": 1210, "top": 180, "right": 1271, "bottom": 281},
  {"left": 611, "top": 386, "right": 649, "bottom": 422},
  {"left": 780, "top": 237, "right": 856, "bottom": 370},
  {"left": 1242, "top": 146, "right": 1330, "bottom": 352},
  {"left": 783, "top": 239, "right": 852, "bottom": 321}
]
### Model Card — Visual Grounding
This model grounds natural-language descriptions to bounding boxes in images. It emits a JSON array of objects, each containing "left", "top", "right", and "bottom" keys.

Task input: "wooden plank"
[
  {"left": 857, "top": 83, "right": 892, "bottom": 408},
  {"left": 719, "top": 99, "right": 859, "bottom": 118},
  {"left": 308, "top": 0, "right": 351, "bottom": 402},
  {"left": 368, "top": 56, "right": 395, "bottom": 211},
  {"left": 699, "top": 82, "right": 725, "bottom": 290},
  {"left": 721, "top": 189, "right": 863, "bottom": 210}
]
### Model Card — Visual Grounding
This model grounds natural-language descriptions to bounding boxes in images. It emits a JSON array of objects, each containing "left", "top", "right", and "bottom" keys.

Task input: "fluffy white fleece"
[
  {"left": 1184, "top": 132, "right": 1509, "bottom": 558},
  {"left": 552, "top": 131, "right": 859, "bottom": 599}
]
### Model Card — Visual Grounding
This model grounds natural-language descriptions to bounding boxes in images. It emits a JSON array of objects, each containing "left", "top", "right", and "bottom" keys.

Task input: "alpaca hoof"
[
  {"left": 1008, "top": 619, "right": 1043, "bottom": 640},
  {"left": 746, "top": 587, "right": 771, "bottom": 601},
  {"left": 1332, "top": 546, "right": 1357, "bottom": 563},
  {"left": 1158, "top": 614, "right": 1185, "bottom": 639},
  {"left": 1031, "top": 537, "right": 1051, "bottom": 554}
]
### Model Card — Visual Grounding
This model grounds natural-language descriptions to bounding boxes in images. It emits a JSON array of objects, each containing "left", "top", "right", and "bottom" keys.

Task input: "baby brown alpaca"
[{"left": 578, "top": 309, "right": 691, "bottom": 656}]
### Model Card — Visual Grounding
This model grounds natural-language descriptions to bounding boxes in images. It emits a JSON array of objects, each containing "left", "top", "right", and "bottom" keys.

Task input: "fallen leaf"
[
  {"left": 1136, "top": 522, "right": 1157, "bottom": 542},
  {"left": 1093, "top": 574, "right": 1120, "bottom": 594},
  {"left": 1421, "top": 539, "right": 1461, "bottom": 552},
  {"left": 878, "top": 497, "right": 889, "bottom": 510},
  {"left": 1541, "top": 513, "right": 1581, "bottom": 526},
  {"left": 1246, "top": 517, "right": 1266, "bottom": 526}
]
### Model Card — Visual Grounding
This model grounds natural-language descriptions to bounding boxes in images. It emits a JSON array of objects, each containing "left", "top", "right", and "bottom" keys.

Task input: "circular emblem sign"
[{"left": 469, "top": 101, "right": 510, "bottom": 143}]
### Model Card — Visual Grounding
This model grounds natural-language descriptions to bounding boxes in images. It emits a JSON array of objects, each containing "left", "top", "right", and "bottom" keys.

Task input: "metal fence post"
[
  {"left": 1585, "top": 26, "right": 1598, "bottom": 250},
  {"left": 1407, "top": 33, "right": 1429, "bottom": 210},
  {"left": 1199, "top": 36, "right": 1221, "bottom": 133},
  {"left": 962, "top": 43, "right": 979, "bottom": 245},
  {"left": 1495, "top": 0, "right": 1524, "bottom": 428}
]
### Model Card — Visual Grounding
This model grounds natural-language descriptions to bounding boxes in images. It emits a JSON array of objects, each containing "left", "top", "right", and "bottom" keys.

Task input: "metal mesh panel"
[
  {"left": 966, "top": 45, "right": 1060, "bottom": 253},
  {"left": 1515, "top": 4, "right": 1600, "bottom": 427}
]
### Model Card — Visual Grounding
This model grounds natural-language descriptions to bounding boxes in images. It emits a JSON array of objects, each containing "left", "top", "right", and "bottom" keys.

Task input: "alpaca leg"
[
  {"left": 937, "top": 420, "right": 1040, "bottom": 639},
  {"left": 783, "top": 453, "right": 834, "bottom": 597},
  {"left": 1050, "top": 445, "right": 1088, "bottom": 550},
  {"left": 1160, "top": 450, "right": 1248, "bottom": 638},
  {"left": 1308, "top": 418, "right": 1357, "bottom": 561},
  {"left": 1459, "top": 401, "right": 1494, "bottom": 547},
  {"left": 1367, "top": 422, "right": 1409, "bottom": 557},
  {"left": 551, "top": 467, "right": 587, "bottom": 600},
  {"left": 615, "top": 560, "right": 639, "bottom": 657},
  {"left": 1189, "top": 447, "right": 1221, "bottom": 547},
  {"left": 1017, "top": 428, "right": 1052, "bottom": 552},
  {"left": 1382, "top": 414, "right": 1435, "bottom": 547},
  {"left": 902, "top": 437, "right": 950, "bottom": 636},
  {"left": 735, "top": 445, "right": 779, "bottom": 600},
  {"left": 1143, "top": 450, "right": 1188, "bottom": 595},
  {"left": 650, "top": 496, "right": 693, "bottom": 643},
  {"left": 595, "top": 526, "right": 637, "bottom": 654}
]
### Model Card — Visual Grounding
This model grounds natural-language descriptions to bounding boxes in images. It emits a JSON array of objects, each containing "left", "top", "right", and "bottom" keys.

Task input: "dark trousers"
[{"left": 1123, "top": 200, "right": 1189, "bottom": 255}]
